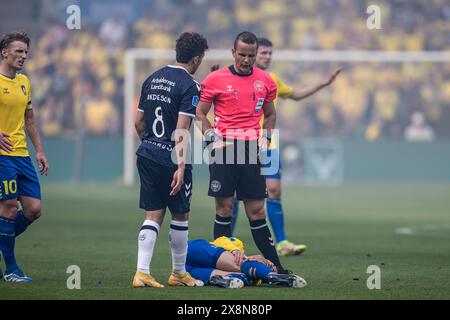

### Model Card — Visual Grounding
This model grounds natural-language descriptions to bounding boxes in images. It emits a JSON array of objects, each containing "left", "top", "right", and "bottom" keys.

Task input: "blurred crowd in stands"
[{"left": 23, "top": 0, "right": 450, "bottom": 140}]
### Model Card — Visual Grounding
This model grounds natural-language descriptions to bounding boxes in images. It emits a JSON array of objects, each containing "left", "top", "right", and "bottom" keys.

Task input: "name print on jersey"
[
  {"left": 150, "top": 77, "right": 176, "bottom": 93},
  {"left": 147, "top": 94, "right": 172, "bottom": 104}
]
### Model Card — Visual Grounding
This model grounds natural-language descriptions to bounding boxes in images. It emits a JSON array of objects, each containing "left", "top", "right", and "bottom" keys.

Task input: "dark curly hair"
[
  {"left": 175, "top": 32, "right": 208, "bottom": 63},
  {"left": 0, "top": 31, "right": 30, "bottom": 60}
]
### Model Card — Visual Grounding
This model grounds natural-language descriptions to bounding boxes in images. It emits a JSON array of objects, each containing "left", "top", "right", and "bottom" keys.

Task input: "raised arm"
[{"left": 288, "top": 67, "right": 342, "bottom": 101}]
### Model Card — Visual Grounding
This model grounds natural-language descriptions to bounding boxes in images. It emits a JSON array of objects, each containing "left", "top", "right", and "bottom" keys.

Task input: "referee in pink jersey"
[{"left": 196, "top": 32, "right": 298, "bottom": 276}]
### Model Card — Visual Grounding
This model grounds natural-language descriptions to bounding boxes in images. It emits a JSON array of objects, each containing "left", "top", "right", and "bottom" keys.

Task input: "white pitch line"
[
  {"left": 395, "top": 223, "right": 450, "bottom": 235},
  {"left": 395, "top": 227, "right": 416, "bottom": 235}
]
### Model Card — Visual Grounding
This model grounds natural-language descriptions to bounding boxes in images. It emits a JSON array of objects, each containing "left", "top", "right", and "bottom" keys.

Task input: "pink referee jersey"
[{"left": 200, "top": 65, "right": 277, "bottom": 140}]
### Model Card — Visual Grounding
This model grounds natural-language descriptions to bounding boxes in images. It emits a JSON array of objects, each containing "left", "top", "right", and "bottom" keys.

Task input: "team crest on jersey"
[
  {"left": 2, "top": 88, "right": 9, "bottom": 94},
  {"left": 253, "top": 80, "right": 264, "bottom": 92},
  {"left": 255, "top": 98, "right": 264, "bottom": 112},
  {"left": 192, "top": 95, "right": 199, "bottom": 106},
  {"left": 21, "top": 85, "right": 27, "bottom": 96}
]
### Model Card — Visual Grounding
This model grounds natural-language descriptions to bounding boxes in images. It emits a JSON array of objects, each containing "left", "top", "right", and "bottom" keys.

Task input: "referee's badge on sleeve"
[{"left": 255, "top": 98, "right": 264, "bottom": 112}]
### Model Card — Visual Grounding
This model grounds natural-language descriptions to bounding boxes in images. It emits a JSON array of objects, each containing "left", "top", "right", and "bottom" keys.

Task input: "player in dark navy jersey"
[
  {"left": 132, "top": 32, "right": 208, "bottom": 288},
  {"left": 136, "top": 66, "right": 201, "bottom": 169}
]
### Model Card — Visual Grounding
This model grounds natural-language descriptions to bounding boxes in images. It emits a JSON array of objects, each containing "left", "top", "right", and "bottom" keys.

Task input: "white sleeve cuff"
[{"left": 179, "top": 112, "right": 195, "bottom": 118}]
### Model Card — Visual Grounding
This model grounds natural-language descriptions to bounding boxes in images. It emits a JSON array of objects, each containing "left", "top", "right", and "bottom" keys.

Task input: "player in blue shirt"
[
  {"left": 132, "top": 32, "right": 208, "bottom": 288},
  {"left": 186, "top": 236, "right": 307, "bottom": 288}
]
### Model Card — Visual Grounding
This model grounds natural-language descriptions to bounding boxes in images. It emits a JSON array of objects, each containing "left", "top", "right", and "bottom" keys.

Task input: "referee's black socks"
[
  {"left": 214, "top": 214, "right": 232, "bottom": 239},
  {"left": 250, "top": 219, "right": 284, "bottom": 272}
]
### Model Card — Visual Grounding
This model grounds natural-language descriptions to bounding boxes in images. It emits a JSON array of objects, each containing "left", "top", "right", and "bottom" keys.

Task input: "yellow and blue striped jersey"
[
  {"left": 210, "top": 236, "right": 245, "bottom": 254},
  {"left": 0, "top": 73, "right": 32, "bottom": 156}
]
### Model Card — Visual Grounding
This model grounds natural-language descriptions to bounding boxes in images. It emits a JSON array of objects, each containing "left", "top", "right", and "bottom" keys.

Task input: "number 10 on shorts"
[{"left": 1, "top": 179, "right": 17, "bottom": 197}]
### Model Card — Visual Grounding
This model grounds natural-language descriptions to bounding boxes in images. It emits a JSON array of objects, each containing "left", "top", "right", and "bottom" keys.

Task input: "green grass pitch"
[{"left": 1, "top": 183, "right": 449, "bottom": 299}]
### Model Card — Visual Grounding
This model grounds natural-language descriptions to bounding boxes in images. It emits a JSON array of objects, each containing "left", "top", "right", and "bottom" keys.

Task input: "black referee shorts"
[{"left": 207, "top": 140, "right": 267, "bottom": 200}]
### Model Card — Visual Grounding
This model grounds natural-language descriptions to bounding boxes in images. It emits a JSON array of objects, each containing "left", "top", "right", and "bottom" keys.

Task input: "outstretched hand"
[{"left": 323, "top": 67, "right": 342, "bottom": 86}]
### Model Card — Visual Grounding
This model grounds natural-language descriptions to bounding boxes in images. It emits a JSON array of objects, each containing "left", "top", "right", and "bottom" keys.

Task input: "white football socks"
[
  {"left": 169, "top": 220, "right": 189, "bottom": 273},
  {"left": 137, "top": 220, "right": 160, "bottom": 275}
]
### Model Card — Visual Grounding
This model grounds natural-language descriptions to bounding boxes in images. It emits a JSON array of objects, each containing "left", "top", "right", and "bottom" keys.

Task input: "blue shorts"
[
  {"left": 185, "top": 239, "right": 226, "bottom": 284},
  {"left": 0, "top": 156, "right": 41, "bottom": 200},
  {"left": 137, "top": 155, "right": 192, "bottom": 214},
  {"left": 262, "top": 148, "right": 281, "bottom": 180}
]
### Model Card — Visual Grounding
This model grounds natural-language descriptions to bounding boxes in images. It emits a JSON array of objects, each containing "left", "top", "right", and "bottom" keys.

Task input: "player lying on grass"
[{"left": 186, "top": 236, "right": 307, "bottom": 288}]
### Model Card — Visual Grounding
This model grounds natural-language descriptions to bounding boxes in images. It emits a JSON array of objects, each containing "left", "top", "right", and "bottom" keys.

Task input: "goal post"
[{"left": 123, "top": 49, "right": 450, "bottom": 186}]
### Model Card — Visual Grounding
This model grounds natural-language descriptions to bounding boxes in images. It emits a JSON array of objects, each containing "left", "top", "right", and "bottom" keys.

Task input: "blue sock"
[
  {"left": 230, "top": 198, "right": 240, "bottom": 235},
  {"left": 227, "top": 273, "right": 249, "bottom": 286},
  {"left": 15, "top": 210, "right": 32, "bottom": 237},
  {"left": 241, "top": 261, "right": 272, "bottom": 281},
  {"left": 266, "top": 198, "right": 286, "bottom": 243},
  {"left": 0, "top": 216, "right": 18, "bottom": 272}
]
